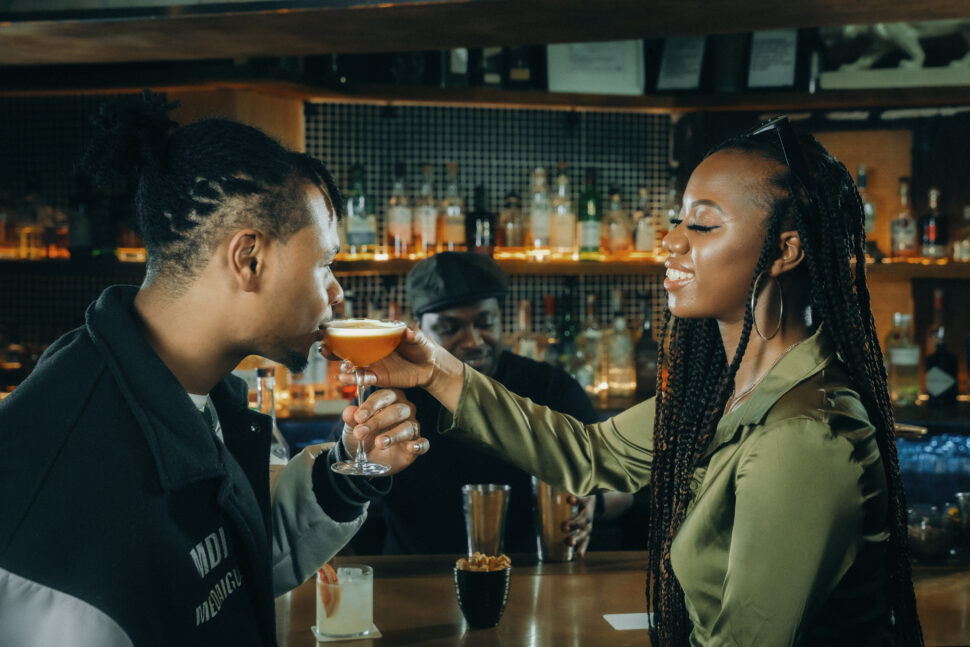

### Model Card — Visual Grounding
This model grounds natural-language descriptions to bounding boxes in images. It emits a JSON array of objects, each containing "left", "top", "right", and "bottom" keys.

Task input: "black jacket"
[{"left": 0, "top": 285, "right": 381, "bottom": 647}]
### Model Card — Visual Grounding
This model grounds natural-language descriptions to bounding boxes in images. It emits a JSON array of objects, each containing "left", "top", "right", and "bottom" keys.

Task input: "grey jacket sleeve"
[
  {"left": 269, "top": 442, "right": 367, "bottom": 596},
  {"left": 0, "top": 566, "right": 134, "bottom": 647}
]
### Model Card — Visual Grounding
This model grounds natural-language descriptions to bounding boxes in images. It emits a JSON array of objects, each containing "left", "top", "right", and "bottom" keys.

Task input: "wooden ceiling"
[{"left": 2, "top": 0, "right": 970, "bottom": 66}]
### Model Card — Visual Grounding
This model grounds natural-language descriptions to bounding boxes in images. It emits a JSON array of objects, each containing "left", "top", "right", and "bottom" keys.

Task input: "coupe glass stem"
[{"left": 354, "top": 368, "right": 369, "bottom": 468}]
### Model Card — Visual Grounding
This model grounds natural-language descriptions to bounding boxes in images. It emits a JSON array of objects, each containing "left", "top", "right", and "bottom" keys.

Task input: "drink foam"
[{"left": 326, "top": 319, "right": 406, "bottom": 337}]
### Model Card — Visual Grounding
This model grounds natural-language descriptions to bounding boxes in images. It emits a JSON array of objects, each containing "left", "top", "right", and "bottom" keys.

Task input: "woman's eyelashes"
[{"left": 669, "top": 217, "right": 719, "bottom": 233}]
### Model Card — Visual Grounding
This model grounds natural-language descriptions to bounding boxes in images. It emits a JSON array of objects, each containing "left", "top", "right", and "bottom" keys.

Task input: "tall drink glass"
[{"left": 325, "top": 318, "right": 407, "bottom": 476}]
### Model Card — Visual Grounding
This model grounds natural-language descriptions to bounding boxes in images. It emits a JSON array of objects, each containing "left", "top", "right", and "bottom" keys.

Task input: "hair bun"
[{"left": 77, "top": 89, "right": 180, "bottom": 193}]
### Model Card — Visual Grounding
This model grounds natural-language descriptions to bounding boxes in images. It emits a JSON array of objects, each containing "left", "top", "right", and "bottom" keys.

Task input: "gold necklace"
[{"left": 725, "top": 340, "right": 801, "bottom": 413}]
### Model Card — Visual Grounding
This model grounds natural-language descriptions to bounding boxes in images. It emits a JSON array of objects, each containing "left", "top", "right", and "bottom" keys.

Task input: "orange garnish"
[{"left": 317, "top": 564, "right": 341, "bottom": 617}]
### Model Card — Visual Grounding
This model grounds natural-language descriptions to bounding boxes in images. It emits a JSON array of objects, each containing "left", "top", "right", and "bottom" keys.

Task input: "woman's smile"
[{"left": 664, "top": 261, "right": 695, "bottom": 290}]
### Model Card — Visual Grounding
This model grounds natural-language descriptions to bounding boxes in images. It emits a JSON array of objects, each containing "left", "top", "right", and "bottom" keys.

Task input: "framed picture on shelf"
[
  {"left": 655, "top": 36, "right": 706, "bottom": 91},
  {"left": 546, "top": 41, "right": 645, "bottom": 95},
  {"left": 747, "top": 29, "right": 798, "bottom": 88}
]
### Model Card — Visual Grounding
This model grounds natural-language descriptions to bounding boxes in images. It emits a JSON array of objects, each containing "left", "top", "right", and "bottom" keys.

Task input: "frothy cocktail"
[{"left": 325, "top": 319, "right": 407, "bottom": 367}]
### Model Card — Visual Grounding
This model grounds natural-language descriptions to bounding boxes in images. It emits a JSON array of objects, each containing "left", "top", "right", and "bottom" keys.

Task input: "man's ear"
[
  {"left": 770, "top": 230, "right": 805, "bottom": 277},
  {"left": 227, "top": 229, "right": 264, "bottom": 292}
]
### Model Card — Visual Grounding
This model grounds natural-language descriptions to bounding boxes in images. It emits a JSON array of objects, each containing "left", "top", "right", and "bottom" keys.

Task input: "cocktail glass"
[{"left": 325, "top": 318, "right": 407, "bottom": 476}]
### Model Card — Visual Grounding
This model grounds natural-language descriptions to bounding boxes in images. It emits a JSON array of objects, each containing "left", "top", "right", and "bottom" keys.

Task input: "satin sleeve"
[{"left": 440, "top": 367, "right": 655, "bottom": 495}]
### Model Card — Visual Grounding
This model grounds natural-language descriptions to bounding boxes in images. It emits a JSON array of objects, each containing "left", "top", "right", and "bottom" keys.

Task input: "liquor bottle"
[
  {"left": 0, "top": 190, "right": 16, "bottom": 260},
  {"left": 884, "top": 312, "right": 920, "bottom": 406},
  {"left": 528, "top": 167, "right": 551, "bottom": 258},
  {"left": 306, "top": 339, "right": 330, "bottom": 404},
  {"left": 288, "top": 357, "right": 316, "bottom": 417},
  {"left": 920, "top": 187, "right": 948, "bottom": 260},
  {"left": 604, "top": 290, "right": 636, "bottom": 398},
  {"left": 578, "top": 168, "right": 602, "bottom": 262},
  {"left": 497, "top": 192, "right": 524, "bottom": 250},
  {"left": 857, "top": 165, "right": 883, "bottom": 261},
  {"left": 923, "top": 288, "right": 957, "bottom": 406},
  {"left": 540, "top": 295, "right": 560, "bottom": 366},
  {"left": 413, "top": 164, "right": 438, "bottom": 258},
  {"left": 550, "top": 163, "right": 576, "bottom": 260},
  {"left": 951, "top": 206, "right": 970, "bottom": 262},
  {"left": 633, "top": 187, "right": 656, "bottom": 257},
  {"left": 89, "top": 183, "right": 119, "bottom": 261},
  {"left": 68, "top": 173, "right": 93, "bottom": 260},
  {"left": 556, "top": 292, "right": 578, "bottom": 370},
  {"left": 925, "top": 326, "right": 958, "bottom": 407},
  {"left": 256, "top": 367, "right": 291, "bottom": 465},
  {"left": 386, "top": 162, "right": 413, "bottom": 259},
  {"left": 926, "top": 287, "right": 945, "bottom": 351},
  {"left": 603, "top": 185, "right": 633, "bottom": 259},
  {"left": 439, "top": 162, "right": 466, "bottom": 252},
  {"left": 965, "top": 332, "right": 970, "bottom": 396},
  {"left": 890, "top": 177, "right": 918, "bottom": 260},
  {"left": 468, "top": 185, "right": 495, "bottom": 255},
  {"left": 344, "top": 164, "right": 377, "bottom": 259},
  {"left": 512, "top": 300, "right": 540, "bottom": 361},
  {"left": 574, "top": 293, "right": 604, "bottom": 396},
  {"left": 634, "top": 296, "right": 659, "bottom": 400}
]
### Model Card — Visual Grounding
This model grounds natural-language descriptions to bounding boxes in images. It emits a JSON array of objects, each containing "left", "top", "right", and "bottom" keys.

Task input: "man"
[
  {"left": 340, "top": 252, "right": 631, "bottom": 555},
  {"left": 0, "top": 93, "right": 425, "bottom": 647}
]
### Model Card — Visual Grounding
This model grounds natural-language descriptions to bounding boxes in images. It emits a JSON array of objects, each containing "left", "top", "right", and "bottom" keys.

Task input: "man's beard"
[{"left": 282, "top": 350, "right": 309, "bottom": 374}]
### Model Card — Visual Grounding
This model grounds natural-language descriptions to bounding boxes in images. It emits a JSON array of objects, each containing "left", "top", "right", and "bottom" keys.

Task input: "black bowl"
[{"left": 454, "top": 567, "right": 511, "bottom": 629}]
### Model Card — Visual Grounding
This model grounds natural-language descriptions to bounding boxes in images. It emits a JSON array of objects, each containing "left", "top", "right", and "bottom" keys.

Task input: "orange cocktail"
[
  {"left": 324, "top": 318, "right": 407, "bottom": 476},
  {"left": 325, "top": 319, "right": 407, "bottom": 367}
]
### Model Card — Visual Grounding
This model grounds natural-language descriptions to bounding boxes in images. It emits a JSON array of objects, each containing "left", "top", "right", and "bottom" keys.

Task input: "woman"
[{"left": 331, "top": 117, "right": 923, "bottom": 646}]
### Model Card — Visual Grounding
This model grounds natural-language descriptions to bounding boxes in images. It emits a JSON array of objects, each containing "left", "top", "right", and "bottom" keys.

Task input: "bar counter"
[{"left": 275, "top": 552, "right": 970, "bottom": 646}]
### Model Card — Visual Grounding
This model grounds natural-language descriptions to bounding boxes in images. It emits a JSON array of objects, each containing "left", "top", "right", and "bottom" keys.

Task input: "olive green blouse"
[{"left": 442, "top": 328, "right": 892, "bottom": 646}]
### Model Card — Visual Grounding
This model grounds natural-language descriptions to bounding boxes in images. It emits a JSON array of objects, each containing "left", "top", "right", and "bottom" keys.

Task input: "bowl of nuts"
[{"left": 454, "top": 552, "right": 511, "bottom": 629}]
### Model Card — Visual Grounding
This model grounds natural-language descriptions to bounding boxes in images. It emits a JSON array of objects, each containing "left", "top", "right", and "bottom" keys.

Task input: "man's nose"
[{"left": 458, "top": 324, "right": 483, "bottom": 347}]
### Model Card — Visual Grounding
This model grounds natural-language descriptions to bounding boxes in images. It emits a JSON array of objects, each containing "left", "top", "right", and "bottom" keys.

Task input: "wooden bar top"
[{"left": 275, "top": 552, "right": 970, "bottom": 646}]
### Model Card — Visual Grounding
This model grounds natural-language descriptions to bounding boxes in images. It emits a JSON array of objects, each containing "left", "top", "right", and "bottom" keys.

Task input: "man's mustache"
[{"left": 458, "top": 349, "right": 491, "bottom": 363}]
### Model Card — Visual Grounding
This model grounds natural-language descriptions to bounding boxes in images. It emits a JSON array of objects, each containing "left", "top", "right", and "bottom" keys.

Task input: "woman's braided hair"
[
  {"left": 78, "top": 90, "right": 342, "bottom": 291},
  {"left": 645, "top": 127, "right": 923, "bottom": 646}
]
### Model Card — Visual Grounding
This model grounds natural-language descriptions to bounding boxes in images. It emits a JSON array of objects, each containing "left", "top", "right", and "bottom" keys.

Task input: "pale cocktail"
[
  {"left": 314, "top": 564, "right": 374, "bottom": 639},
  {"left": 325, "top": 318, "right": 407, "bottom": 475}
]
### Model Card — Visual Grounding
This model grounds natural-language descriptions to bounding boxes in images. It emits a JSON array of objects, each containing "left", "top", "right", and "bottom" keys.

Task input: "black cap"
[{"left": 406, "top": 252, "right": 507, "bottom": 317}]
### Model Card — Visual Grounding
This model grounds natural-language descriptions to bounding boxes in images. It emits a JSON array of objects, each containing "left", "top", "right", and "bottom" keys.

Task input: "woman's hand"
[
  {"left": 325, "top": 327, "right": 466, "bottom": 412},
  {"left": 563, "top": 495, "right": 595, "bottom": 557},
  {"left": 339, "top": 388, "right": 429, "bottom": 475}
]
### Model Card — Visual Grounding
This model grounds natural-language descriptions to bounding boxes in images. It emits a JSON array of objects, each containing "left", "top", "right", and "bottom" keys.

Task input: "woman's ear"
[
  {"left": 227, "top": 229, "right": 263, "bottom": 292},
  {"left": 770, "top": 230, "right": 805, "bottom": 277}
]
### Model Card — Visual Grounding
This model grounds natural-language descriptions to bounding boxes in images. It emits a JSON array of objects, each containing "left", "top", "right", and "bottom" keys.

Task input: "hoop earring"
[{"left": 750, "top": 271, "right": 783, "bottom": 341}]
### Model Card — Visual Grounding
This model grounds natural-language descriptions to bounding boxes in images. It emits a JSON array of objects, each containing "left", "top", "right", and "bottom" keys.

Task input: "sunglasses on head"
[{"left": 742, "top": 115, "right": 815, "bottom": 193}]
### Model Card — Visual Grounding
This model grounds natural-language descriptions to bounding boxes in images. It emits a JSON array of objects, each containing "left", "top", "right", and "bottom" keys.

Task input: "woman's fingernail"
[
  {"left": 356, "top": 425, "right": 370, "bottom": 436},
  {"left": 357, "top": 409, "right": 368, "bottom": 420},
  {"left": 381, "top": 437, "right": 391, "bottom": 449}
]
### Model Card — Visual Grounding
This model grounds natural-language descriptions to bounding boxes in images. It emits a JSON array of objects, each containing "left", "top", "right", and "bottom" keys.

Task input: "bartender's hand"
[
  {"left": 325, "top": 328, "right": 466, "bottom": 412},
  {"left": 564, "top": 495, "right": 595, "bottom": 557},
  {"left": 340, "top": 388, "right": 429, "bottom": 475}
]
